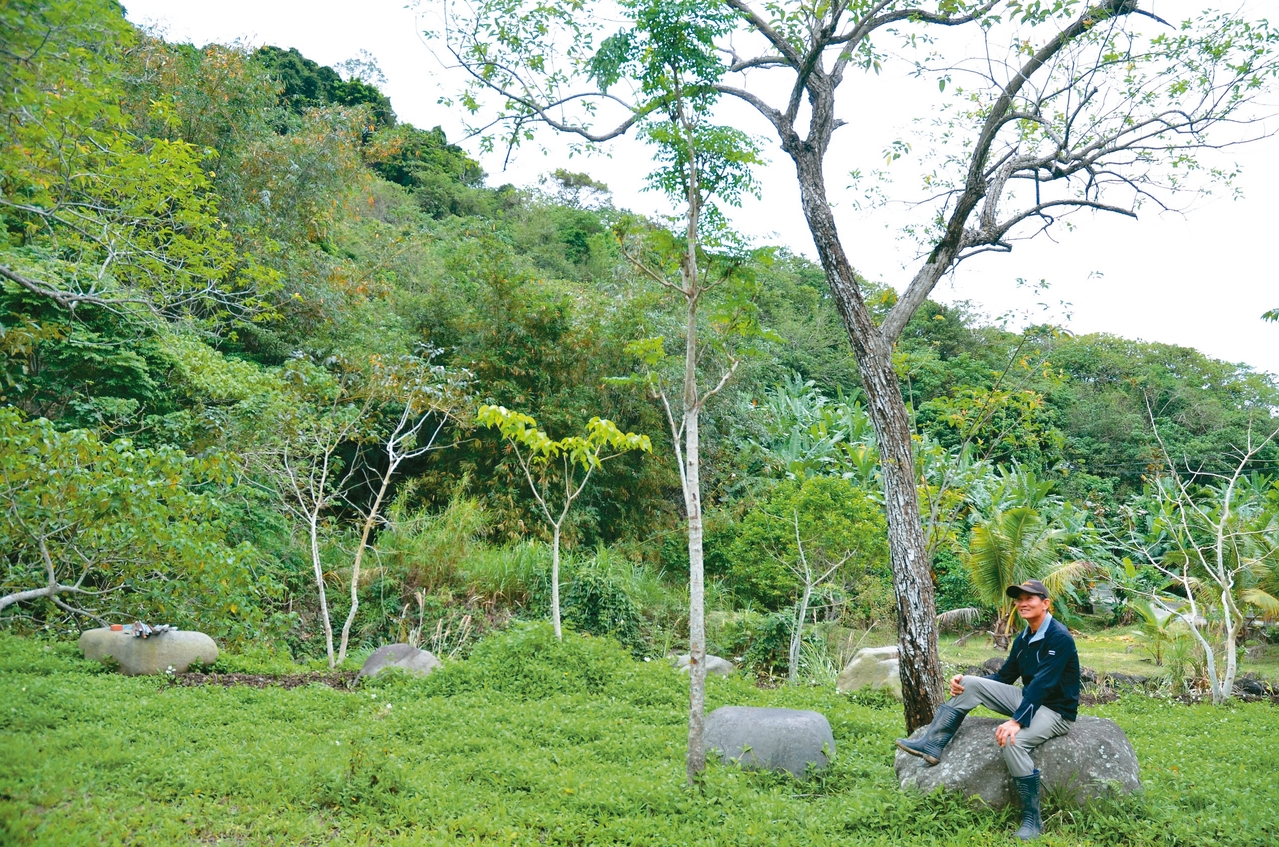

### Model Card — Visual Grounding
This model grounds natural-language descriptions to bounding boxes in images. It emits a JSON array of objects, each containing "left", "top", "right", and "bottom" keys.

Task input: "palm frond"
[
  {"left": 1041, "top": 560, "right": 1099, "bottom": 598},
  {"left": 937, "top": 606, "right": 983, "bottom": 631},
  {"left": 1242, "top": 587, "right": 1279, "bottom": 621}
]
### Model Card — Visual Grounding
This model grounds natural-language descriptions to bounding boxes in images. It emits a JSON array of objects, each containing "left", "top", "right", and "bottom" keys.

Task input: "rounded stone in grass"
[
  {"left": 356, "top": 643, "right": 441, "bottom": 681},
  {"left": 79, "top": 628, "right": 218, "bottom": 675},
  {"left": 894, "top": 715, "right": 1141, "bottom": 808},
  {"left": 703, "top": 705, "right": 835, "bottom": 778},
  {"left": 674, "top": 653, "right": 735, "bottom": 676},
  {"left": 835, "top": 645, "right": 901, "bottom": 700}
]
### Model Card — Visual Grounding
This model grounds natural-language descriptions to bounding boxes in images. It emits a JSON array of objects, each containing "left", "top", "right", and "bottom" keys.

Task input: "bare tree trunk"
[
  {"left": 338, "top": 465, "right": 395, "bottom": 665},
  {"left": 683, "top": 301, "right": 708, "bottom": 786},
  {"left": 791, "top": 150, "right": 943, "bottom": 731},
  {"left": 551, "top": 522, "right": 563, "bottom": 641},
  {"left": 1219, "top": 590, "right": 1241, "bottom": 704},
  {"left": 309, "top": 512, "right": 336, "bottom": 669},
  {"left": 789, "top": 581, "right": 813, "bottom": 686}
]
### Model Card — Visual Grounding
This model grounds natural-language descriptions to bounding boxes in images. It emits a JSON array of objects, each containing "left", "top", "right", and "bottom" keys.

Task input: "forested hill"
[{"left": 3, "top": 0, "right": 1277, "bottom": 654}]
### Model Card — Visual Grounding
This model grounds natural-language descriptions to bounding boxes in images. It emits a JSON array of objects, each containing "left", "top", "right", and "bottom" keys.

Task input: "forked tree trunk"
[
  {"left": 791, "top": 147, "right": 944, "bottom": 732},
  {"left": 788, "top": 581, "right": 813, "bottom": 685}
]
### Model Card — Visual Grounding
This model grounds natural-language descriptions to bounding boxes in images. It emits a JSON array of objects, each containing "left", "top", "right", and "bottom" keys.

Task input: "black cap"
[{"left": 1006, "top": 579, "right": 1049, "bottom": 599}]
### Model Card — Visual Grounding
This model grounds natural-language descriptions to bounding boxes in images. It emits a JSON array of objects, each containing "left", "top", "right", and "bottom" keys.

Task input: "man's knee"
[
  {"left": 1010, "top": 734, "right": 1036, "bottom": 753},
  {"left": 954, "top": 675, "right": 992, "bottom": 699}
]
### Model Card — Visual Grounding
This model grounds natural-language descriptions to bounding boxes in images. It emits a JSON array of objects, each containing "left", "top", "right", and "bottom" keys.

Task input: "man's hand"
[
  {"left": 949, "top": 674, "right": 966, "bottom": 697},
  {"left": 995, "top": 719, "right": 1022, "bottom": 747}
]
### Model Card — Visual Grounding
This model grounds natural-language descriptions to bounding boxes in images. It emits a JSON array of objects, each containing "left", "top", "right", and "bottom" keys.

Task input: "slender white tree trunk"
[
  {"left": 551, "top": 522, "right": 563, "bottom": 640},
  {"left": 684, "top": 401, "right": 707, "bottom": 784},
  {"left": 309, "top": 512, "right": 336, "bottom": 669},
  {"left": 1219, "top": 590, "right": 1241, "bottom": 704},
  {"left": 338, "top": 465, "right": 395, "bottom": 665}
]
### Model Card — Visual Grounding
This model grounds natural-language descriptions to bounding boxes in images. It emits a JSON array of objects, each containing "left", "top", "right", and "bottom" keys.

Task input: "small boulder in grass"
[
  {"left": 79, "top": 628, "right": 218, "bottom": 675},
  {"left": 704, "top": 706, "right": 835, "bottom": 778},
  {"left": 835, "top": 645, "right": 901, "bottom": 699},
  {"left": 674, "top": 653, "right": 735, "bottom": 676},
  {"left": 356, "top": 644, "right": 441, "bottom": 681}
]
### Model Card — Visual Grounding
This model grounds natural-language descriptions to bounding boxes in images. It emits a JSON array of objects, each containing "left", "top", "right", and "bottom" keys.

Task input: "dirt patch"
[
  {"left": 1079, "top": 688, "right": 1120, "bottom": 706},
  {"left": 170, "top": 671, "right": 358, "bottom": 690}
]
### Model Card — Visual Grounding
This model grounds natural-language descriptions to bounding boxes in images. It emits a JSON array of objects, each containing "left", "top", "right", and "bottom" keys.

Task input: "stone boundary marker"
[
  {"left": 704, "top": 705, "right": 835, "bottom": 778},
  {"left": 79, "top": 628, "right": 218, "bottom": 675}
]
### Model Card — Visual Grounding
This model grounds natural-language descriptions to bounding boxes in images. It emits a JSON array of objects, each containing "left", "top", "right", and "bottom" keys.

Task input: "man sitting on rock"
[{"left": 896, "top": 579, "right": 1080, "bottom": 841}]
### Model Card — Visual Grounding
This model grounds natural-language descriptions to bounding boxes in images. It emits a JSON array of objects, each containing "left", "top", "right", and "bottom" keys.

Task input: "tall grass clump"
[
  {"left": 460, "top": 540, "right": 550, "bottom": 606},
  {"left": 377, "top": 484, "right": 490, "bottom": 597}
]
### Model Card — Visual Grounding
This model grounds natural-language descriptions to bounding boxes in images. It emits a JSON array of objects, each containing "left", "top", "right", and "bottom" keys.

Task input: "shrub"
[
  {"left": 420, "top": 621, "right": 632, "bottom": 700},
  {"left": 933, "top": 548, "right": 981, "bottom": 613},
  {"left": 727, "top": 476, "right": 889, "bottom": 612},
  {"left": 563, "top": 566, "right": 645, "bottom": 655}
]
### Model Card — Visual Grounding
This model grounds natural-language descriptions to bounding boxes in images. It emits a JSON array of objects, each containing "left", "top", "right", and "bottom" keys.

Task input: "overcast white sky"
[{"left": 124, "top": 1, "right": 1279, "bottom": 377}]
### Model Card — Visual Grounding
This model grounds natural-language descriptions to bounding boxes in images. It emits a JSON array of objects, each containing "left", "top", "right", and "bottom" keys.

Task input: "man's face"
[{"left": 1014, "top": 592, "right": 1049, "bottom": 621}]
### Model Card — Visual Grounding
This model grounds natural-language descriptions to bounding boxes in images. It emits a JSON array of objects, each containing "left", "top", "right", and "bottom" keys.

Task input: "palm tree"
[{"left": 964, "top": 506, "right": 1093, "bottom": 647}]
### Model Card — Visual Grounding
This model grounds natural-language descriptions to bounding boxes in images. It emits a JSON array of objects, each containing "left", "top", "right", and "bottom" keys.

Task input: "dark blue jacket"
[{"left": 986, "top": 616, "right": 1080, "bottom": 724}]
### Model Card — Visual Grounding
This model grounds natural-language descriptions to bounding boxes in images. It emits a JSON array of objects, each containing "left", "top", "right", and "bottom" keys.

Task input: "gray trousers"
[{"left": 948, "top": 675, "right": 1072, "bottom": 778}]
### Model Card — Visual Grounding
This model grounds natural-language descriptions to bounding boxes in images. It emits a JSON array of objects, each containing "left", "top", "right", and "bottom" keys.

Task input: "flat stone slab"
[
  {"left": 836, "top": 645, "right": 901, "bottom": 700},
  {"left": 79, "top": 628, "right": 218, "bottom": 675},
  {"left": 895, "top": 715, "right": 1141, "bottom": 808},
  {"left": 674, "top": 653, "right": 735, "bottom": 676},
  {"left": 704, "top": 706, "right": 835, "bottom": 778},
  {"left": 357, "top": 644, "right": 441, "bottom": 681}
]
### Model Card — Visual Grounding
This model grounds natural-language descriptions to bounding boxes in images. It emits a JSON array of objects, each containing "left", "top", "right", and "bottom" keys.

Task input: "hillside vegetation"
[{"left": 3, "top": 0, "right": 1278, "bottom": 686}]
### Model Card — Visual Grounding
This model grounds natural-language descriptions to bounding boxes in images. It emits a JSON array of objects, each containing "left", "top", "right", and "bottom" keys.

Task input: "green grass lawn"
[
  {"left": 2, "top": 628, "right": 1277, "bottom": 847},
  {"left": 929, "top": 624, "right": 1279, "bottom": 682}
]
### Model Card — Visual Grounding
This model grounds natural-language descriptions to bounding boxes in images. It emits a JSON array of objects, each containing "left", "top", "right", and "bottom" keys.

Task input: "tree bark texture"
[
  {"left": 683, "top": 292, "right": 708, "bottom": 785},
  {"left": 684, "top": 403, "right": 707, "bottom": 784},
  {"left": 791, "top": 148, "right": 943, "bottom": 732}
]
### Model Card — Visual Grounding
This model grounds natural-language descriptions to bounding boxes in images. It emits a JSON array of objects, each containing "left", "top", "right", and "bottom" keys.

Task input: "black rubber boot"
[
  {"left": 894, "top": 702, "right": 965, "bottom": 766},
  {"left": 1012, "top": 769, "right": 1043, "bottom": 840}
]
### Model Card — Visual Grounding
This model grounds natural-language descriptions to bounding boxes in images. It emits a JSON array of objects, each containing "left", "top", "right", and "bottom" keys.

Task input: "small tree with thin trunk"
[
  {"left": 336, "top": 354, "right": 471, "bottom": 666},
  {"left": 786, "top": 511, "right": 852, "bottom": 685},
  {"left": 477, "top": 405, "right": 651, "bottom": 640},
  {"left": 189, "top": 347, "right": 374, "bottom": 670},
  {"left": 1119, "top": 417, "right": 1279, "bottom": 704},
  {"left": 263, "top": 371, "right": 371, "bottom": 669}
]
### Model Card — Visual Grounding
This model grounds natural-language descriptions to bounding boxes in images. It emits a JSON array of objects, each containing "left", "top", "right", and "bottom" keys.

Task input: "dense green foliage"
[
  {"left": 728, "top": 476, "right": 889, "bottom": 616},
  {"left": 3, "top": 632, "right": 1278, "bottom": 846},
  {"left": 3, "top": 0, "right": 1278, "bottom": 681}
]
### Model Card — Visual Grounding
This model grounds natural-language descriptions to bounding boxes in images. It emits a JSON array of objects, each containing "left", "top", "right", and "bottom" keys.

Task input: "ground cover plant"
[{"left": 3, "top": 629, "right": 1277, "bottom": 847}]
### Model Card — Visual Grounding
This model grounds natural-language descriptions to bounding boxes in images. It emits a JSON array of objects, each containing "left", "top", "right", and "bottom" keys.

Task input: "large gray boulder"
[
  {"left": 704, "top": 706, "right": 835, "bottom": 778},
  {"left": 79, "top": 628, "right": 218, "bottom": 675},
  {"left": 674, "top": 653, "right": 735, "bottom": 676},
  {"left": 895, "top": 716, "right": 1141, "bottom": 808},
  {"left": 836, "top": 645, "right": 901, "bottom": 699},
  {"left": 357, "top": 644, "right": 441, "bottom": 681}
]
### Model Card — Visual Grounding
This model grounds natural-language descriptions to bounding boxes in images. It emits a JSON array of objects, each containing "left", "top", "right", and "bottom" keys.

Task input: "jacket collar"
[{"left": 1024, "top": 612, "right": 1054, "bottom": 644}]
